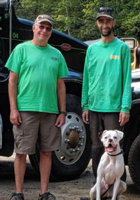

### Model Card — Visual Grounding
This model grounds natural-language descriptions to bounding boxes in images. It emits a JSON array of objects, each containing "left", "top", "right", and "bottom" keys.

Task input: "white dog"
[{"left": 90, "top": 130, "right": 127, "bottom": 200}]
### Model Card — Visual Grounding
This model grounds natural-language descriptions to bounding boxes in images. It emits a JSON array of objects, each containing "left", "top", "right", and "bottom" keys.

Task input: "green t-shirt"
[
  {"left": 82, "top": 38, "right": 132, "bottom": 114},
  {"left": 6, "top": 41, "right": 69, "bottom": 113}
]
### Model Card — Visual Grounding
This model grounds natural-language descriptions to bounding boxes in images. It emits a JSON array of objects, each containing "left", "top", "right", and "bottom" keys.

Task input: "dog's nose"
[{"left": 109, "top": 138, "right": 113, "bottom": 142}]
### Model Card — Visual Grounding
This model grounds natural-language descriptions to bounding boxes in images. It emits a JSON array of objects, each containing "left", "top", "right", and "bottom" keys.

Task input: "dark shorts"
[
  {"left": 13, "top": 111, "right": 61, "bottom": 155},
  {"left": 89, "top": 111, "right": 123, "bottom": 148}
]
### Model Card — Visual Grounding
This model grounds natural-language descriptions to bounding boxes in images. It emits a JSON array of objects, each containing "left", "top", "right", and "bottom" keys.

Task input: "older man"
[{"left": 6, "top": 14, "right": 68, "bottom": 200}]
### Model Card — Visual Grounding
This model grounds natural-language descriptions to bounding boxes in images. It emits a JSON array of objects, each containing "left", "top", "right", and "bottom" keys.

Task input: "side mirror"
[{"left": 135, "top": 46, "right": 140, "bottom": 68}]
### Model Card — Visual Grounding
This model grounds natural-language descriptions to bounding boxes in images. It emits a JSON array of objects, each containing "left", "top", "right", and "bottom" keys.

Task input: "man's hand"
[
  {"left": 119, "top": 112, "right": 130, "bottom": 126},
  {"left": 10, "top": 109, "right": 22, "bottom": 125},
  {"left": 55, "top": 114, "right": 65, "bottom": 127},
  {"left": 82, "top": 110, "right": 89, "bottom": 124}
]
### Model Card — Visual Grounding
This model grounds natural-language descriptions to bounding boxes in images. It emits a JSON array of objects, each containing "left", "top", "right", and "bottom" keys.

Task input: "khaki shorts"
[{"left": 13, "top": 111, "right": 61, "bottom": 155}]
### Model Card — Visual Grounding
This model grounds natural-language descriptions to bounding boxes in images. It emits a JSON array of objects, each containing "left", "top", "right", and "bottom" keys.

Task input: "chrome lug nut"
[
  {"left": 79, "top": 135, "right": 85, "bottom": 139},
  {"left": 65, "top": 139, "right": 70, "bottom": 143}
]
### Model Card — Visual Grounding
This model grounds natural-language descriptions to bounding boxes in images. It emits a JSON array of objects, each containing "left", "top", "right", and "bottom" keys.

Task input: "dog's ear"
[
  {"left": 115, "top": 130, "right": 124, "bottom": 140},
  {"left": 100, "top": 130, "right": 106, "bottom": 141}
]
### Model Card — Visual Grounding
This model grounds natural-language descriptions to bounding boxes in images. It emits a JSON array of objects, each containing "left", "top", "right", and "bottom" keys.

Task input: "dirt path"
[{"left": 0, "top": 155, "right": 140, "bottom": 200}]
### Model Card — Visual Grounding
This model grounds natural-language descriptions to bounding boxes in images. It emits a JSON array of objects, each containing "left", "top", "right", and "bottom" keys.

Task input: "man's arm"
[
  {"left": 119, "top": 112, "right": 130, "bottom": 126},
  {"left": 82, "top": 110, "right": 89, "bottom": 124},
  {"left": 81, "top": 50, "right": 89, "bottom": 112},
  {"left": 55, "top": 78, "right": 66, "bottom": 127},
  {"left": 8, "top": 71, "right": 22, "bottom": 125},
  {"left": 82, "top": 49, "right": 90, "bottom": 124},
  {"left": 120, "top": 46, "right": 132, "bottom": 126}
]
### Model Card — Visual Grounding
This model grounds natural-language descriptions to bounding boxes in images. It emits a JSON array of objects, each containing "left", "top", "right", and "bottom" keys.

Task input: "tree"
[{"left": 14, "top": 0, "right": 140, "bottom": 42}]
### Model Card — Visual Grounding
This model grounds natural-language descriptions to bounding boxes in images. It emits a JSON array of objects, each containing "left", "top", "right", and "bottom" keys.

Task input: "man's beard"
[{"left": 100, "top": 27, "right": 113, "bottom": 37}]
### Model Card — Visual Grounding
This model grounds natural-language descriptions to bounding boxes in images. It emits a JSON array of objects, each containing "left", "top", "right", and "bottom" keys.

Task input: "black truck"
[{"left": 0, "top": 0, "right": 140, "bottom": 191}]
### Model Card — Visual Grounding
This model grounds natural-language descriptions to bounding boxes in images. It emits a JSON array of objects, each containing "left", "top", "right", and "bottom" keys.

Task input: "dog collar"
[{"left": 107, "top": 149, "right": 123, "bottom": 156}]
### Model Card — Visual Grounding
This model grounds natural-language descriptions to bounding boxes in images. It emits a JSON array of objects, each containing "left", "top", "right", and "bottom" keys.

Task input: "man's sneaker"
[
  {"left": 80, "top": 197, "right": 89, "bottom": 200},
  {"left": 38, "top": 192, "right": 56, "bottom": 200},
  {"left": 10, "top": 193, "right": 24, "bottom": 200}
]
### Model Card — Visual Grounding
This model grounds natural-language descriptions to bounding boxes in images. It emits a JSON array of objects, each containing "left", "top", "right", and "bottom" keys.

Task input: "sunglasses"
[{"left": 37, "top": 25, "right": 52, "bottom": 32}]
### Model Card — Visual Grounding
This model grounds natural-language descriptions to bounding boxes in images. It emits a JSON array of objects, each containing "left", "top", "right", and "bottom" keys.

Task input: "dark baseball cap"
[
  {"left": 96, "top": 7, "right": 114, "bottom": 20},
  {"left": 34, "top": 14, "right": 53, "bottom": 26}
]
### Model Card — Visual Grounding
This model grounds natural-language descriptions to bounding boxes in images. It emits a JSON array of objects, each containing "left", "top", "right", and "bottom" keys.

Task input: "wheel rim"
[{"left": 55, "top": 112, "right": 86, "bottom": 165}]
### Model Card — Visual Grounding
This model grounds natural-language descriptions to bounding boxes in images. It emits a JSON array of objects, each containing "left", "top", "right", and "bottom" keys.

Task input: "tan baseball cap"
[{"left": 34, "top": 14, "right": 53, "bottom": 26}]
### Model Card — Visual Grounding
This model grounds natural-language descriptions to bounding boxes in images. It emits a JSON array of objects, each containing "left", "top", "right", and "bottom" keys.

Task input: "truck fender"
[{"left": 0, "top": 114, "right": 3, "bottom": 149}]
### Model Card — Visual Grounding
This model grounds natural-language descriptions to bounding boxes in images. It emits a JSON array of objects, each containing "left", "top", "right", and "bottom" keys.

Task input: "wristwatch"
[{"left": 60, "top": 111, "right": 67, "bottom": 116}]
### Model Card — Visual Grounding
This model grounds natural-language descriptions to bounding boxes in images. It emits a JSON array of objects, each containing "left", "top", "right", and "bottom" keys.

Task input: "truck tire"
[
  {"left": 128, "top": 134, "right": 140, "bottom": 191},
  {"left": 29, "top": 94, "right": 91, "bottom": 181}
]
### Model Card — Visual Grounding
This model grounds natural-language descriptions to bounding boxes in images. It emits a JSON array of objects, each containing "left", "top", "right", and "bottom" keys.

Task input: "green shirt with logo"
[
  {"left": 6, "top": 41, "right": 69, "bottom": 113},
  {"left": 82, "top": 38, "right": 131, "bottom": 114}
]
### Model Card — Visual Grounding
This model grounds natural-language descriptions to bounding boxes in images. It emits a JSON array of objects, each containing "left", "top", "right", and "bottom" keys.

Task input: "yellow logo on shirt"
[{"left": 110, "top": 55, "right": 120, "bottom": 59}]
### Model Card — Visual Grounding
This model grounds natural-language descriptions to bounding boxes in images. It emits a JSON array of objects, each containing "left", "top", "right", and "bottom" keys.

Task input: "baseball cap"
[
  {"left": 34, "top": 14, "right": 53, "bottom": 26},
  {"left": 96, "top": 7, "right": 114, "bottom": 20}
]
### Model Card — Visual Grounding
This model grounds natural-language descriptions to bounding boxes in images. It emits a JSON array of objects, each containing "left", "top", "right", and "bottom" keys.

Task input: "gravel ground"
[{"left": 0, "top": 155, "right": 140, "bottom": 200}]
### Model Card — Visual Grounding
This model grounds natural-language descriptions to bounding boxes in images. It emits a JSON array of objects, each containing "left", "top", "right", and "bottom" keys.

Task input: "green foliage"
[{"left": 15, "top": 0, "right": 140, "bottom": 42}]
